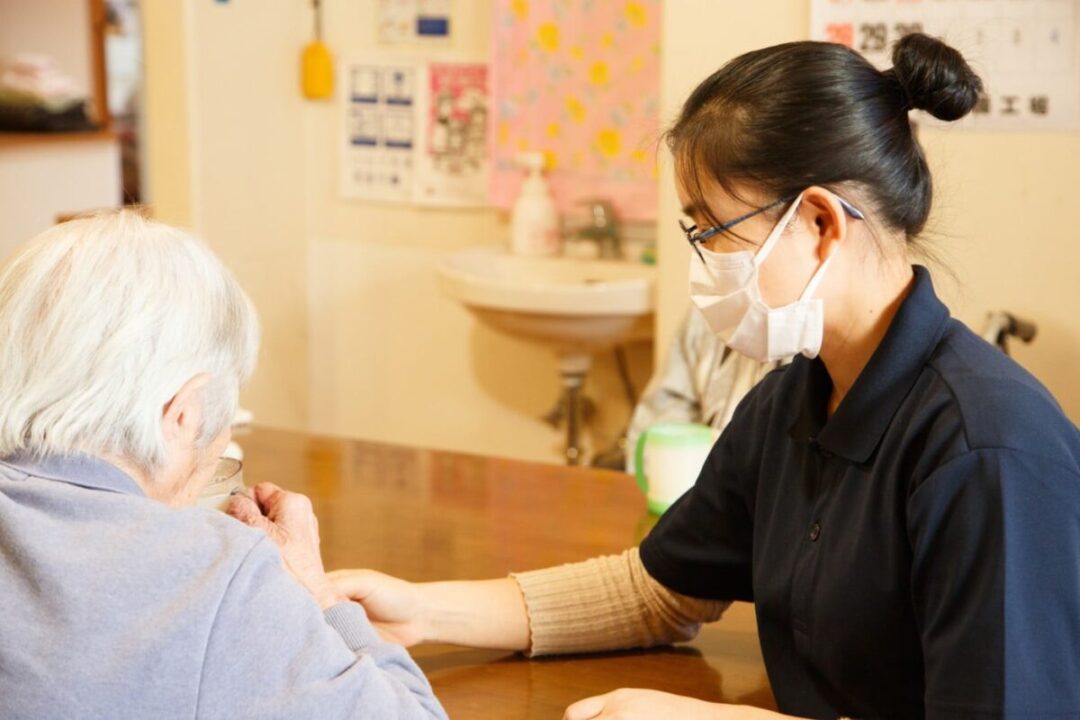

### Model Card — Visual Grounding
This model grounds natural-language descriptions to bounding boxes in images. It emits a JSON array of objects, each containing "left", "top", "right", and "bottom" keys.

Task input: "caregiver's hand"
[
  {"left": 330, "top": 570, "right": 532, "bottom": 651},
  {"left": 564, "top": 689, "right": 794, "bottom": 720},
  {"left": 227, "top": 482, "right": 346, "bottom": 611},
  {"left": 327, "top": 569, "right": 429, "bottom": 646}
]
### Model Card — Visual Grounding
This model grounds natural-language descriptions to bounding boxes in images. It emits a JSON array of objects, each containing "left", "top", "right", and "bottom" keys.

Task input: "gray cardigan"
[{"left": 0, "top": 453, "right": 446, "bottom": 720}]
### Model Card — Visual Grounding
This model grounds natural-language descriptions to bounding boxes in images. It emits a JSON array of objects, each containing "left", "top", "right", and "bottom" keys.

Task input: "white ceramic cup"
[
  {"left": 195, "top": 457, "right": 245, "bottom": 511},
  {"left": 634, "top": 422, "right": 716, "bottom": 515}
]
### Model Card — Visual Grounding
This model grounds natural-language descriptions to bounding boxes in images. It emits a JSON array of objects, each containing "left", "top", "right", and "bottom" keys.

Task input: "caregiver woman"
[{"left": 332, "top": 34, "right": 1080, "bottom": 719}]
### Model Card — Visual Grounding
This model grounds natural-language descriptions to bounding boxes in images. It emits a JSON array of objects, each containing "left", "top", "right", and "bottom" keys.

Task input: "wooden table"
[{"left": 239, "top": 426, "right": 775, "bottom": 719}]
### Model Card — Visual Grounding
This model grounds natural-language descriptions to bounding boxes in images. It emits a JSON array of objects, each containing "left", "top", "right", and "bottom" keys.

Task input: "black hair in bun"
[
  {"left": 668, "top": 36, "right": 984, "bottom": 240},
  {"left": 889, "top": 33, "right": 984, "bottom": 121}
]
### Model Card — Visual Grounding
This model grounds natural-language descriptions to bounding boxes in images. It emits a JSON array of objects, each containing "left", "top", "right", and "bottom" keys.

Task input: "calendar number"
[
  {"left": 859, "top": 22, "right": 888, "bottom": 52},
  {"left": 858, "top": 21, "right": 924, "bottom": 53}
]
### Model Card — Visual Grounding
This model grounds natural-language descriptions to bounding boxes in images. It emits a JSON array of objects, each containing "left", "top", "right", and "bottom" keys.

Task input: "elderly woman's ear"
[
  {"left": 150, "top": 372, "right": 233, "bottom": 507},
  {"left": 161, "top": 373, "right": 211, "bottom": 446}
]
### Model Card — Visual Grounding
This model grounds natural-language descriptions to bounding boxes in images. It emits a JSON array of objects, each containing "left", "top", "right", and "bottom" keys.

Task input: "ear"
[
  {"left": 800, "top": 186, "right": 848, "bottom": 262},
  {"left": 161, "top": 373, "right": 211, "bottom": 445}
]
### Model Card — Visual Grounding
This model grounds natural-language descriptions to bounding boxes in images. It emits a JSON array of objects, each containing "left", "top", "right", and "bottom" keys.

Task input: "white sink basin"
[{"left": 438, "top": 246, "right": 655, "bottom": 354}]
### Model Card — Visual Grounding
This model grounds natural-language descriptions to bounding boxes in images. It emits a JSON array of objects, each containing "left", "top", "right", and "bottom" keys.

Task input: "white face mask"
[{"left": 688, "top": 193, "right": 837, "bottom": 362}]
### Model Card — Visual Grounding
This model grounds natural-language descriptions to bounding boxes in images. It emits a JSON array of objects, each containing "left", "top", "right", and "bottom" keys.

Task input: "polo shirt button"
[{"left": 809, "top": 522, "right": 821, "bottom": 542}]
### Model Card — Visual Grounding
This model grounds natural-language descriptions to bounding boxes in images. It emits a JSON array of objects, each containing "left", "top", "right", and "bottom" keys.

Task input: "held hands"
[
  {"left": 327, "top": 568, "right": 429, "bottom": 646},
  {"left": 564, "top": 689, "right": 794, "bottom": 720},
  {"left": 326, "top": 571, "right": 791, "bottom": 719},
  {"left": 226, "top": 482, "right": 346, "bottom": 611}
]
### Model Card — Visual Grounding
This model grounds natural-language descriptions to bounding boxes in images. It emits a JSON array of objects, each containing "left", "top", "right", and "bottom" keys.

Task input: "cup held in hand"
[{"left": 196, "top": 457, "right": 245, "bottom": 511}]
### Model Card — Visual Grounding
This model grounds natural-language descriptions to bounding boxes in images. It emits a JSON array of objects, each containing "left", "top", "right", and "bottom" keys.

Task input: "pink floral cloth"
[{"left": 489, "top": 0, "right": 661, "bottom": 221}]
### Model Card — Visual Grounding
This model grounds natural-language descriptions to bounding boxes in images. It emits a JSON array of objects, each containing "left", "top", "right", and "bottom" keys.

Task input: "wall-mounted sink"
[
  {"left": 438, "top": 245, "right": 656, "bottom": 465},
  {"left": 438, "top": 246, "right": 655, "bottom": 355}
]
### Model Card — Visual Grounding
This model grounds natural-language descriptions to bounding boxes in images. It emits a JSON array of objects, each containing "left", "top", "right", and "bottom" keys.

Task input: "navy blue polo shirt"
[{"left": 640, "top": 266, "right": 1080, "bottom": 719}]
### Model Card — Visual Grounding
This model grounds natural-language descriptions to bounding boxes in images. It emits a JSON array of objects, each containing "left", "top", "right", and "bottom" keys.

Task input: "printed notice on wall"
[
  {"left": 810, "top": 0, "right": 1080, "bottom": 131},
  {"left": 378, "top": 0, "right": 451, "bottom": 43},
  {"left": 413, "top": 62, "right": 490, "bottom": 207},
  {"left": 340, "top": 60, "right": 420, "bottom": 203}
]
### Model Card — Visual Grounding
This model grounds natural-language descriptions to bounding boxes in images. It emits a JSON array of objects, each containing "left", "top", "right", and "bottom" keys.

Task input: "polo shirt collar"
[
  {"left": 0, "top": 452, "right": 145, "bottom": 496},
  {"left": 789, "top": 265, "right": 951, "bottom": 464}
]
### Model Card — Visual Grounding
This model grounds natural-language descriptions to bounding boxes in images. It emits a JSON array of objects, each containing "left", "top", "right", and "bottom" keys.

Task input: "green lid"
[
  {"left": 634, "top": 422, "right": 715, "bottom": 509},
  {"left": 639, "top": 422, "right": 714, "bottom": 447}
]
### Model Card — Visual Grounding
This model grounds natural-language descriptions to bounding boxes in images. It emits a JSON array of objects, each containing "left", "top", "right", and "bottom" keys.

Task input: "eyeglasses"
[{"left": 680, "top": 193, "right": 866, "bottom": 261}]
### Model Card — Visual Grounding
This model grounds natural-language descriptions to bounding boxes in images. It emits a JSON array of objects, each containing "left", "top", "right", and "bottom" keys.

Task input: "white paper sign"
[
  {"left": 340, "top": 61, "right": 420, "bottom": 203},
  {"left": 810, "top": 0, "right": 1080, "bottom": 131}
]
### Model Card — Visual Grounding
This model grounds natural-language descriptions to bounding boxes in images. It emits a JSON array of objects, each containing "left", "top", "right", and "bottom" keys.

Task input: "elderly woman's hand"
[{"left": 227, "top": 482, "right": 346, "bottom": 610}]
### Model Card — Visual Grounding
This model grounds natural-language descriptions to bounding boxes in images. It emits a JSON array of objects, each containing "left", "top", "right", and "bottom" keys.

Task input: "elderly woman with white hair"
[{"left": 0, "top": 211, "right": 445, "bottom": 720}]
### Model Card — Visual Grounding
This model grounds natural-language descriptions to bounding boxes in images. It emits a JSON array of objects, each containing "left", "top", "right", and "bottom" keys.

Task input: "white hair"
[{"left": 0, "top": 210, "right": 259, "bottom": 473}]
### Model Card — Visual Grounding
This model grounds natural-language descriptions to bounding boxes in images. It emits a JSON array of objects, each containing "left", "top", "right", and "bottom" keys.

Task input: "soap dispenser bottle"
[{"left": 511, "top": 153, "right": 560, "bottom": 256}]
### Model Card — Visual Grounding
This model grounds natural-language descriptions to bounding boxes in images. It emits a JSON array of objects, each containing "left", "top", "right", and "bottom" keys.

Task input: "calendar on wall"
[{"left": 810, "top": 0, "right": 1080, "bottom": 131}]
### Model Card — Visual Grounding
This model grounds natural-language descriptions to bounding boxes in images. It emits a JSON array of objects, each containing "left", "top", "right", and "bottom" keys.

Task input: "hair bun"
[{"left": 890, "top": 33, "right": 983, "bottom": 121}]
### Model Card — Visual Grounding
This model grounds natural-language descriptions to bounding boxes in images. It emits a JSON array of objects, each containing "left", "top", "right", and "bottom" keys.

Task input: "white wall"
[
  {"left": 659, "top": 0, "right": 1080, "bottom": 422},
  {"left": 0, "top": 139, "right": 121, "bottom": 258}
]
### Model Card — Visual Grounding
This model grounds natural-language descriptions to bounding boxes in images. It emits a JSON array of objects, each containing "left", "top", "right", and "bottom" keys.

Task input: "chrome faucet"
[{"left": 574, "top": 200, "right": 621, "bottom": 259}]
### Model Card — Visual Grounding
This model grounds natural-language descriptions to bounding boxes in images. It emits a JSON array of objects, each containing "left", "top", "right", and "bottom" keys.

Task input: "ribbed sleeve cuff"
[
  {"left": 511, "top": 551, "right": 646, "bottom": 657},
  {"left": 323, "top": 601, "right": 381, "bottom": 652}
]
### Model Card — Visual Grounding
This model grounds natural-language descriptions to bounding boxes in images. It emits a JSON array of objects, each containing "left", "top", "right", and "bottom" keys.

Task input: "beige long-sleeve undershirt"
[{"left": 510, "top": 547, "right": 730, "bottom": 657}]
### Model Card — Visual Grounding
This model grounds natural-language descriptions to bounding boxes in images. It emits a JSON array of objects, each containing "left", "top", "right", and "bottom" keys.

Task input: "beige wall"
[
  {"left": 920, "top": 131, "right": 1080, "bottom": 420},
  {"left": 141, "top": 0, "right": 194, "bottom": 227},
  {"left": 659, "top": 0, "right": 1080, "bottom": 422},
  {"left": 144, "top": 0, "right": 649, "bottom": 463}
]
